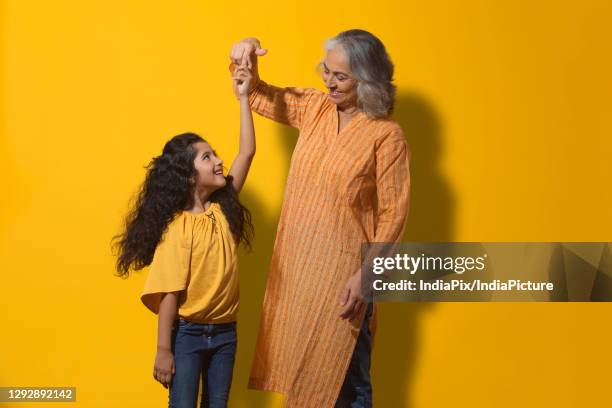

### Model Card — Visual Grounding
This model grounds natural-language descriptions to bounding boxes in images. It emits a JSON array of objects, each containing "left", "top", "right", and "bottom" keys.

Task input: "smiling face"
[
  {"left": 321, "top": 44, "right": 359, "bottom": 110},
  {"left": 191, "top": 141, "right": 226, "bottom": 192}
]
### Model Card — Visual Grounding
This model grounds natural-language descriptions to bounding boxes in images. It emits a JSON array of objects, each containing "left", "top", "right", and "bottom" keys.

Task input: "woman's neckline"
[{"left": 334, "top": 106, "right": 364, "bottom": 136}]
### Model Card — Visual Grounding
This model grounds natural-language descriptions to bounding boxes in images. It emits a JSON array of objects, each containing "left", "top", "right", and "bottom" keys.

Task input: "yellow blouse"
[{"left": 141, "top": 202, "right": 239, "bottom": 323}]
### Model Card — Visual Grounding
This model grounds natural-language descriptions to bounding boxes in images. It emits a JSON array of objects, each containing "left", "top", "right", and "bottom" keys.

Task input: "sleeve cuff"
[{"left": 247, "top": 78, "right": 265, "bottom": 105}]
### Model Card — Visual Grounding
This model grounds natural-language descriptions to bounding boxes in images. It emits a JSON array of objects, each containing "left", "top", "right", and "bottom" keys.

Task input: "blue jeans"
[
  {"left": 168, "top": 319, "right": 237, "bottom": 408},
  {"left": 335, "top": 302, "right": 373, "bottom": 408}
]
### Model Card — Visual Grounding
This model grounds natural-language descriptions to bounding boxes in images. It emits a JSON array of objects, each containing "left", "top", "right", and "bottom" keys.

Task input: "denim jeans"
[
  {"left": 168, "top": 319, "right": 237, "bottom": 408},
  {"left": 335, "top": 302, "right": 373, "bottom": 408}
]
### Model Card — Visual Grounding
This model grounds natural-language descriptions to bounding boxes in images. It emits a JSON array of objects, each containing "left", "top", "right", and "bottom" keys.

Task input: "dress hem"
[{"left": 248, "top": 377, "right": 286, "bottom": 396}]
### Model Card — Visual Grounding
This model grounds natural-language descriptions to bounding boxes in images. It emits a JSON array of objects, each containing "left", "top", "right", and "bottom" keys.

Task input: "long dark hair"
[{"left": 111, "top": 132, "right": 253, "bottom": 278}]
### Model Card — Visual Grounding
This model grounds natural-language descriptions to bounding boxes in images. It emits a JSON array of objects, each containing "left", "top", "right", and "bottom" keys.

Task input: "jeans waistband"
[{"left": 175, "top": 318, "right": 236, "bottom": 329}]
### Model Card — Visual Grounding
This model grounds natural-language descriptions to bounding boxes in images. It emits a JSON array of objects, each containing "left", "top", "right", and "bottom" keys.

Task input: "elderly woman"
[{"left": 230, "top": 29, "right": 410, "bottom": 407}]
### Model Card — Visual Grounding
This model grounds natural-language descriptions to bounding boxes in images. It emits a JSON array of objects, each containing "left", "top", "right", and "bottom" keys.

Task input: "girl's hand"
[
  {"left": 339, "top": 270, "right": 366, "bottom": 320},
  {"left": 232, "top": 66, "right": 253, "bottom": 98},
  {"left": 153, "top": 348, "right": 175, "bottom": 389}
]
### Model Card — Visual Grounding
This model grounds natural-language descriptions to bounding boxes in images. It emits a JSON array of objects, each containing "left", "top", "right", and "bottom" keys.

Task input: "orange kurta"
[{"left": 248, "top": 80, "right": 410, "bottom": 407}]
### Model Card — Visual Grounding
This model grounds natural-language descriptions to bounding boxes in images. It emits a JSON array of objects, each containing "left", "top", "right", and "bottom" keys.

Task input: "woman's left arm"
[
  {"left": 340, "top": 129, "right": 411, "bottom": 319},
  {"left": 371, "top": 129, "right": 411, "bottom": 242}
]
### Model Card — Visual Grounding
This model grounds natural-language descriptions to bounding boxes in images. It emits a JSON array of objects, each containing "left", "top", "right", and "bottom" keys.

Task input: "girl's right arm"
[
  {"left": 153, "top": 291, "right": 179, "bottom": 389},
  {"left": 228, "top": 66, "right": 256, "bottom": 194}
]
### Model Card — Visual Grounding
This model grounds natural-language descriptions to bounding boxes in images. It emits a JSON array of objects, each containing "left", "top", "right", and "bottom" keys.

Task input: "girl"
[{"left": 112, "top": 65, "right": 255, "bottom": 408}]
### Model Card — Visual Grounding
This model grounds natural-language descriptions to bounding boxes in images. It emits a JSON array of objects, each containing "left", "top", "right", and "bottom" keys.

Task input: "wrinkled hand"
[
  {"left": 230, "top": 37, "right": 267, "bottom": 69},
  {"left": 153, "top": 348, "right": 175, "bottom": 389},
  {"left": 339, "top": 270, "right": 366, "bottom": 320}
]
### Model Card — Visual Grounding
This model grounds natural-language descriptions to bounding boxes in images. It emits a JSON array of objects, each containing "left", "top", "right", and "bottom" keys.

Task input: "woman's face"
[
  {"left": 321, "top": 45, "right": 359, "bottom": 109},
  {"left": 191, "top": 141, "right": 226, "bottom": 191}
]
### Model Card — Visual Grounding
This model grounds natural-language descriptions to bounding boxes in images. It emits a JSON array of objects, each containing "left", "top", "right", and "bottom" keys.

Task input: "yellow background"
[{"left": 1, "top": 1, "right": 611, "bottom": 407}]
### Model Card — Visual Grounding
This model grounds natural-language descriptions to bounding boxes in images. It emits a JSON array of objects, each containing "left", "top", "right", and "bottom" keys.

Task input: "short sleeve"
[{"left": 141, "top": 214, "right": 193, "bottom": 314}]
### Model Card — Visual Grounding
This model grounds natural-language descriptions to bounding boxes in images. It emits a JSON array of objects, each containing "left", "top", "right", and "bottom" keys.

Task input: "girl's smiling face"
[
  {"left": 192, "top": 141, "right": 226, "bottom": 191},
  {"left": 321, "top": 45, "right": 359, "bottom": 109}
]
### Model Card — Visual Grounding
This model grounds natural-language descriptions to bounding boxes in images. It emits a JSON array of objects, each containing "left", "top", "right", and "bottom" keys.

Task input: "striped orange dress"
[{"left": 247, "top": 80, "right": 411, "bottom": 407}]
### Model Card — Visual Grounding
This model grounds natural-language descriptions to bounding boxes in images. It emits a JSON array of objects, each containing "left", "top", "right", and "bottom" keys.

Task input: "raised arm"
[
  {"left": 228, "top": 66, "right": 256, "bottom": 194},
  {"left": 230, "top": 37, "right": 318, "bottom": 129}
]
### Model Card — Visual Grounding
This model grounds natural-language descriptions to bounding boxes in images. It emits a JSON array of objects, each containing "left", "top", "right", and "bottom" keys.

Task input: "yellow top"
[{"left": 141, "top": 202, "right": 239, "bottom": 323}]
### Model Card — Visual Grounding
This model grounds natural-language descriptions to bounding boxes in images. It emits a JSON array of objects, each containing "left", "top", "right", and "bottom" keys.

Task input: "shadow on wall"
[
  {"left": 230, "top": 91, "right": 454, "bottom": 408},
  {"left": 373, "top": 92, "right": 454, "bottom": 408}
]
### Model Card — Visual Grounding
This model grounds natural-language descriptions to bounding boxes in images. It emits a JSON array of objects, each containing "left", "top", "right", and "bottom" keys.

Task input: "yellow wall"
[{"left": 1, "top": 1, "right": 611, "bottom": 407}]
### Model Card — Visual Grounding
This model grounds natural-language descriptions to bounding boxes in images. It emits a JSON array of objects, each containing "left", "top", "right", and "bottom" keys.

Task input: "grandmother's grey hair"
[{"left": 322, "top": 29, "right": 396, "bottom": 118}]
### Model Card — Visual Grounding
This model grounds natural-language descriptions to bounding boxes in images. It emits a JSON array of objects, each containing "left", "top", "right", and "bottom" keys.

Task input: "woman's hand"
[
  {"left": 232, "top": 66, "right": 253, "bottom": 99},
  {"left": 230, "top": 38, "right": 266, "bottom": 93},
  {"left": 339, "top": 270, "right": 366, "bottom": 320},
  {"left": 153, "top": 347, "right": 175, "bottom": 389},
  {"left": 230, "top": 37, "right": 267, "bottom": 69}
]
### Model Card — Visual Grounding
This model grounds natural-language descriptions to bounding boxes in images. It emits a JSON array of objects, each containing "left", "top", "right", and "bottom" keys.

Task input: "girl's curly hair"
[{"left": 111, "top": 132, "right": 253, "bottom": 278}]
